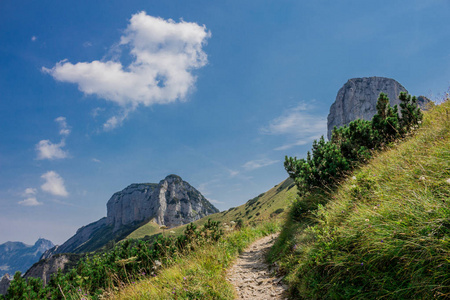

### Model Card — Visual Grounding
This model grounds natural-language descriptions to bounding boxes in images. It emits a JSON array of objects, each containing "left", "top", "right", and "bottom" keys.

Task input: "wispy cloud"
[
  {"left": 31, "top": 36, "right": 37, "bottom": 42},
  {"left": 18, "top": 188, "right": 42, "bottom": 206},
  {"left": 262, "top": 102, "right": 327, "bottom": 150},
  {"left": 92, "top": 158, "right": 101, "bottom": 163},
  {"left": 41, "top": 171, "right": 69, "bottom": 197},
  {"left": 55, "top": 116, "right": 70, "bottom": 136},
  {"left": 18, "top": 197, "right": 42, "bottom": 206},
  {"left": 208, "top": 199, "right": 224, "bottom": 204},
  {"left": 242, "top": 158, "right": 279, "bottom": 171},
  {"left": 43, "top": 11, "right": 211, "bottom": 130}
]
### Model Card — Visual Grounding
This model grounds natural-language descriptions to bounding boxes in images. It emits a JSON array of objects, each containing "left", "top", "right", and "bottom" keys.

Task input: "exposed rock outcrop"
[
  {"left": 51, "top": 175, "right": 218, "bottom": 254},
  {"left": 0, "top": 274, "right": 11, "bottom": 295},
  {"left": 0, "top": 238, "right": 54, "bottom": 278},
  {"left": 107, "top": 175, "right": 218, "bottom": 230},
  {"left": 24, "top": 253, "right": 79, "bottom": 286},
  {"left": 327, "top": 77, "right": 430, "bottom": 139}
]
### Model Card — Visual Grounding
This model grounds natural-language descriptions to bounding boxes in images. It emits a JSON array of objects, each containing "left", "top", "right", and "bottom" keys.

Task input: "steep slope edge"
[{"left": 271, "top": 99, "right": 450, "bottom": 298}]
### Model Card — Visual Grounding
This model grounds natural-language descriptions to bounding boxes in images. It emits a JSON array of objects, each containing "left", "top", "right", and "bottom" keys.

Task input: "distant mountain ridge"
[
  {"left": 0, "top": 238, "right": 54, "bottom": 278},
  {"left": 46, "top": 174, "right": 219, "bottom": 255}
]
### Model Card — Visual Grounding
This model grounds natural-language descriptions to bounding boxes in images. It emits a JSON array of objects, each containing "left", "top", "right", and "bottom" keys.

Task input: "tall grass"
[
  {"left": 107, "top": 221, "right": 280, "bottom": 300},
  {"left": 269, "top": 99, "right": 450, "bottom": 299}
]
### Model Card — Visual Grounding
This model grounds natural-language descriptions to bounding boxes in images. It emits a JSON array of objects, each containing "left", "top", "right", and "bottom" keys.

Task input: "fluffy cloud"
[
  {"left": 18, "top": 188, "right": 42, "bottom": 206},
  {"left": 262, "top": 102, "right": 327, "bottom": 150},
  {"left": 43, "top": 12, "right": 211, "bottom": 127},
  {"left": 242, "top": 158, "right": 279, "bottom": 171},
  {"left": 36, "top": 140, "right": 68, "bottom": 160},
  {"left": 36, "top": 117, "right": 70, "bottom": 160},
  {"left": 41, "top": 171, "right": 69, "bottom": 197}
]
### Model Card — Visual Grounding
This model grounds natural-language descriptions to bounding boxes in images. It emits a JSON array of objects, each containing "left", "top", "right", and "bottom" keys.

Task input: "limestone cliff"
[
  {"left": 51, "top": 175, "right": 218, "bottom": 254},
  {"left": 24, "top": 253, "right": 79, "bottom": 286},
  {"left": 327, "top": 77, "right": 430, "bottom": 139}
]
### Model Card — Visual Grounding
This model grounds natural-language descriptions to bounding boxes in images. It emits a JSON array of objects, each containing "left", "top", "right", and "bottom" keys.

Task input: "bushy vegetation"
[
  {"left": 109, "top": 221, "right": 279, "bottom": 300},
  {"left": 285, "top": 92, "right": 423, "bottom": 196},
  {"left": 4, "top": 219, "right": 224, "bottom": 299},
  {"left": 269, "top": 96, "right": 450, "bottom": 298}
]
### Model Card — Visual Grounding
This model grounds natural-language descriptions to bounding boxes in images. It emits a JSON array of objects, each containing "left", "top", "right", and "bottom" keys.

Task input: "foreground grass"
[
  {"left": 269, "top": 100, "right": 450, "bottom": 299},
  {"left": 107, "top": 221, "right": 280, "bottom": 300}
]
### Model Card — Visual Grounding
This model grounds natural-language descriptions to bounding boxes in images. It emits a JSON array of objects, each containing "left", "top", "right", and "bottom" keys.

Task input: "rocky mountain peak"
[
  {"left": 52, "top": 175, "right": 219, "bottom": 254},
  {"left": 326, "top": 77, "right": 430, "bottom": 139}
]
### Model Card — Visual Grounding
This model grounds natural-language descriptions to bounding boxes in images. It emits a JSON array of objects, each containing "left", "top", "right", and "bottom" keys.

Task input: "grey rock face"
[
  {"left": 327, "top": 77, "right": 424, "bottom": 139},
  {"left": 53, "top": 175, "right": 219, "bottom": 254},
  {"left": 107, "top": 175, "right": 219, "bottom": 229},
  {"left": 0, "top": 238, "right": 54, "bottom": 278},
  {"left": 0, "top": 274, "right": 11, "bottom": 295},
  {"left": 24, "top": 253, "right": 79, "bottom": 286}
]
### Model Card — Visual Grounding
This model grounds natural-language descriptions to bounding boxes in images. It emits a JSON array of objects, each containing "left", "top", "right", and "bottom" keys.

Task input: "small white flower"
[
  {"left": 352, "top": 176, "right": 357, "bottom": 180},
  {"left": 446, "top": 178, "right": 450, "bottom": 185},
  {"left": 419, "top": 176, "right": 426, "bottom": 181}
]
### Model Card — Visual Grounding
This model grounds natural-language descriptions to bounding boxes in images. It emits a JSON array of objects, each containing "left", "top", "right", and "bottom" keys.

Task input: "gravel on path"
[{"left": 227, "top": 233, "right": 288, "bottom": 299}]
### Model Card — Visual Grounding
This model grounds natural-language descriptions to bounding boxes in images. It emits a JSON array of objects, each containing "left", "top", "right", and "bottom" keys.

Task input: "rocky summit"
[
  {"left": 107, "top": 174, "right": 219, "bottom": 230},
  {"left": 49, "top": 174, "right": 219, "bottom": 254},
  {"left": 327, "top": 77, "right": 430, "bottom": 139}
]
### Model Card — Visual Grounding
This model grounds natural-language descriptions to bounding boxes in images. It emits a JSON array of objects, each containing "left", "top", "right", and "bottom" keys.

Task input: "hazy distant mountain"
[{"left": 0, "top": 238, "right": 54, "bottom": 277}]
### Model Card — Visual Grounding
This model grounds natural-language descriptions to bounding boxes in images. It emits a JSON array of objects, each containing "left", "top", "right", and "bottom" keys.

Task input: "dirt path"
[{"left": 227, "top": 233, "right": 288, "bottom": 299}]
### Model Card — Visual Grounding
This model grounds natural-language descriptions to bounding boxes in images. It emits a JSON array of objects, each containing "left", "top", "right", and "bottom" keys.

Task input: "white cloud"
[
  {"left": 229, "top": 170, "right": 239, "bottom": 177},
  {"left": 262, "top": 102, "right": 327, "bottom": 150},
  {"left": 36, "top": 140, "right": 68, "bottom": 160},
  {"left": 55, "top": 116, "right": 70, "bottom": 136},
  {"left": 92, "top": 158, "right": 101, "bottom": 163},
  {"left": 273, "top": 135, "right": 322, "bottom": 151},
  {"left": 208, "top": 199, "right": 224, "bottom": 204},
  {"left": 242, "top": 159, "right": 279, "bottom": 171},
  {"left": 31, "top": 36, "right": 37, "bottom": 42},
  {"left": 18, "top": 188, "right": 42, "bottom": 206},
  {"left": 36, "top": 117, "right": 71, "bottom": 160},
  {"left": 102, "top": 109, "right": 131, "bottom": 131},
  {"left": 24, "top": 188, "right": 37, "bottom": 195},
  {"left": 18, "top": 197, "right": 42, "bottom": 206},
  {"left": 43, "top": 12, "right": 211, "bottom": 129},
  {"left": 41, "top": 171, "right": 69, "bottom": 197}
]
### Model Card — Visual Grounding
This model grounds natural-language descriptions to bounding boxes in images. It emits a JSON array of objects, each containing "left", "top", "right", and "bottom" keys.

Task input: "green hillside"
[
  {"left": 269, "top": 99, "right": 450, "bottom": 299},
  {"left": 124, "top": 177, "right": 297, "bottom": 241}
]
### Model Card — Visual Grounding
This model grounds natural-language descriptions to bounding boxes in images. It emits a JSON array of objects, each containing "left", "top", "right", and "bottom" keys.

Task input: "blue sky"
[{"left": 1, "top": 0, "right": 449, "bottom": 245}]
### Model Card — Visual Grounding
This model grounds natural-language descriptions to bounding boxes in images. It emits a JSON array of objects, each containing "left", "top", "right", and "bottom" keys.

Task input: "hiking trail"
[{"left": 227, "top": 233, "right": 288, "bottom": 299}]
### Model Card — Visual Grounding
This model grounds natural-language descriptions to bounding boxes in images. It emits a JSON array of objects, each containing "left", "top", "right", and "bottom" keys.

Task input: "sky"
[{"left": 1, "top": 0, "right": 449, "bottom": 245}]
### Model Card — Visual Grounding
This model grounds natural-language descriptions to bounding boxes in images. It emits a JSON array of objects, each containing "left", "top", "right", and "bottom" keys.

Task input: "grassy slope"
[
  {"left": 124, "top": 177, "right": 297, "bottom": 240},
  {"left": 108, "top": 222, "right": 280, "bottom": 300},
  {"left": 101, "top": 178, "right": 296, "bottom": 299},
  {"left": 269, "top": 100, "right": 450, "bottom": 299}
]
